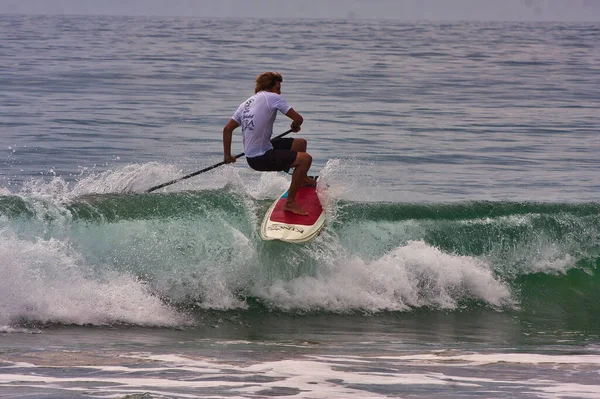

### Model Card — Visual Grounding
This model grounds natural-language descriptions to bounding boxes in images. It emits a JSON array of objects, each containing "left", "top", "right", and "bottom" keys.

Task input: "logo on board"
[{"left": 267, "top": 224, "right": 305, "bottom": 234}]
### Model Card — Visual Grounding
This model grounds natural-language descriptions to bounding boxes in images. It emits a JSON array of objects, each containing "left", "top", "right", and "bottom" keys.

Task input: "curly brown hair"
[{"left": 255, "top": 72, "right": 283, "bottom": 93}]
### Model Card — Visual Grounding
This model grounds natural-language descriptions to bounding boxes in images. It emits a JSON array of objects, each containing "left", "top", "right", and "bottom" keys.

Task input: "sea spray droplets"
[
  {"left": 73, "top": 162, "right": 185, "bottom": 195},
  {"left": 317, "top": 158, "right": 377, "bottom": 202},
  {"left": 246, "top": 171, "right": 290, "bottom": 200}
]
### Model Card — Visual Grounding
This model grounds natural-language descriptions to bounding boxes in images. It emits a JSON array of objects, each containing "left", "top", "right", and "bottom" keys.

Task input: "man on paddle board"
[{"left": 223, "top": 72, "right": 314, "bottom": 216}]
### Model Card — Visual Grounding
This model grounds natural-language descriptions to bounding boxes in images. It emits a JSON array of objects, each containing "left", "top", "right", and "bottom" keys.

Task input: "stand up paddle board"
[{"left": 260, "top": 179, "right": 325, "bottom": 243}]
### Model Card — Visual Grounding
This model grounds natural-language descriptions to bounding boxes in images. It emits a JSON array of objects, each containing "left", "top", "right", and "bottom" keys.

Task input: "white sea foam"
[
  {"left": 496, "top": 230, "right": 578, "bottom": 276},
  {"left": 2, "top": 351, "right": 598, "bottom": 398},
  {"left": 374, "top": 352, "right": 600, "bottom": 365},
  {"left": 0, "top": 233, "right": 187, "bottom": 327},
  {"left": 531, "top": 251, "right": 576, "bottom": 274},
  {"left": 256, "top": 240, "right": 514, "bottom": 312}
]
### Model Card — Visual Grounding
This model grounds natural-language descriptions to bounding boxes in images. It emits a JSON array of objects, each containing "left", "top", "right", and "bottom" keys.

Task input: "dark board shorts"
[{"left": 246, "top": 138, "right": 296, "bottom": 172}]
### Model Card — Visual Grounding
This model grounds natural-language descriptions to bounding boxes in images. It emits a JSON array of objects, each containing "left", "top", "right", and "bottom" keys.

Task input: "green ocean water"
[{"left": 2, "top": 187, "right": 599, "bottom": 332}]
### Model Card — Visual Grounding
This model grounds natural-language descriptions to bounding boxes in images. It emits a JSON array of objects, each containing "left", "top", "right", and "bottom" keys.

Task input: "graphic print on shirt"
[{"left": 242, "top": 98, "right": 255, "bottom": 131}]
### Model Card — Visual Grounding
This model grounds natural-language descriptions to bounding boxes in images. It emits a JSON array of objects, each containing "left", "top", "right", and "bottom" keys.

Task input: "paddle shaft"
[{"left": 146, "top": 129, "right": 293, "bottom": 193}]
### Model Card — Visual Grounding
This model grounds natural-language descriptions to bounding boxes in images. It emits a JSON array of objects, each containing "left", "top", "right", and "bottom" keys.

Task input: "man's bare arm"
[
  {"left": 223, "top": 119, "right": 240, "bottom": 163},
  {"left": 286, "top": 108, "right": 303, "bottom": 132}
]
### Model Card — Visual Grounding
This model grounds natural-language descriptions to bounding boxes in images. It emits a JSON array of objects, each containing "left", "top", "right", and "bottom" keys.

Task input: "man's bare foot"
[
  {"left": 302, "top": 176, "right": 317, "bottom": 187},
  {"left": 283, "top": 202, "right": 308, "bottom": 216}
]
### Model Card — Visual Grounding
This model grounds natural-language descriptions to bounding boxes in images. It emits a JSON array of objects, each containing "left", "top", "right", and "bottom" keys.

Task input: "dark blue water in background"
[{"left": 2, "top": 15, "right": 599, "bottom": 201}]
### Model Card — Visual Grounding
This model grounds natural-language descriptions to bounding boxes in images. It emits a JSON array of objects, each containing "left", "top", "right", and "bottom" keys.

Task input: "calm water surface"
[{"left": 2, "top": 15, "right": 599, "bottom": 201}]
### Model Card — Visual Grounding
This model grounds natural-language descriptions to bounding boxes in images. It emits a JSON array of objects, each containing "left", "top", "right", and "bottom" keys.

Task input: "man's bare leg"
[
  {"left": 290, "top": 138, "right": 316, "bottom": 186},
  {"left": 284, "top": 151, "right": 312, "bottom": 215}
]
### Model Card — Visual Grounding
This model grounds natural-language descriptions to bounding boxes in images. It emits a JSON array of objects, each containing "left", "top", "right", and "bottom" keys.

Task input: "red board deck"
[{"left": 269, "top": 186, "right": 323, "bottom": 226}]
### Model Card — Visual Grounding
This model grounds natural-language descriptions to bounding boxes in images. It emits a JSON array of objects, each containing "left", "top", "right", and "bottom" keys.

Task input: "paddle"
[{"left": 146, "top": 128, "right": 294, "bottom": 193}]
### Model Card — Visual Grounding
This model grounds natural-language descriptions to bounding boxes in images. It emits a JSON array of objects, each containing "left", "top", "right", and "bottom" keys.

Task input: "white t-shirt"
[{"left": 231, "top": 91, "right": 292, "bottom": 158}]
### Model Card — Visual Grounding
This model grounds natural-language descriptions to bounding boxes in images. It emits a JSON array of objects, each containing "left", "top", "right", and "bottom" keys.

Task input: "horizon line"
[{"left": 1, "top": 12, "right": 598, "bottom": 23}]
